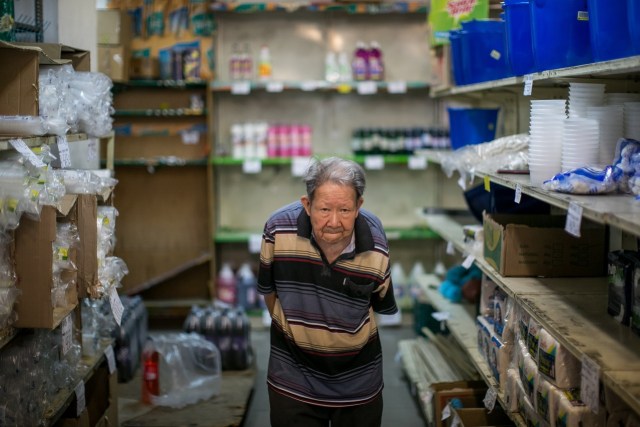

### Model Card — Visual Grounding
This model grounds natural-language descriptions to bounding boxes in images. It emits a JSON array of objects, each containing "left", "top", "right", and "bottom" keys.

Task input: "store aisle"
[{"left": 242, "top": 320, "right": 426, "bottom": 427}]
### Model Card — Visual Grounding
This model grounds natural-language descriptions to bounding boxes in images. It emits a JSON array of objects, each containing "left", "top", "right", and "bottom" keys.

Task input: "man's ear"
[
  {"left": 301, "top": 195, "right": 311, "bottom": 215},
  {"left": 356, "top": 197, "right": 364, "bottom": 214}
]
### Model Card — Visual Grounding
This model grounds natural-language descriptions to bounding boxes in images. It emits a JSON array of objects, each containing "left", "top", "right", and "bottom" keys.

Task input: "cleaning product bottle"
[
  {"left": 240, "top": 43, "right": 252, "bottom": 80},
  {"left": 230, "top": 43, "right": 242, "bottom": 80},
  {"left": 258, "top": 44, "right": 272, "bottom": 81},
  {"left": 338, "top": 51, "right": 352, "bottom": 82},
  {"left": 141, "top": 338, "right": 160, "bottom": 404},
  {"left": 236, "top": 262, "right": 257, "bottom": 310},
  {"left": 352, "top": 41, "right": 369, "bottom": 81},
  {"left": 325, "top": 51, "right": 339, "bottom": 83},
  {"left": 368, "top": 41, "right": 384, "bottom": 81},
  {"left": 217, "top": 263, "right": 237, "bottom": 305}
]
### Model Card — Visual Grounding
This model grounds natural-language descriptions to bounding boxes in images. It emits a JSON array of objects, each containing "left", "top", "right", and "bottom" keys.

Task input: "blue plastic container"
[
  {"left": 449, "top": 29, "right": 467, "bottom": 86},
  {"left": 587, "top": 0, "right": 634, "bottom": 62},
  {"left": 460, "top": 20, "right": 512, "bottom": 84},
  {"left": 628, "top": 0, "right": 640, "bottom": 54},
  {"left": 530, "top": 0, "right": 592, "bottom": 71},
  {"left": 502, "top": 0, "right": 536, "bottom": 76},
  {"left": 448, "top": 107, "right": 500, "bottom": 150}
]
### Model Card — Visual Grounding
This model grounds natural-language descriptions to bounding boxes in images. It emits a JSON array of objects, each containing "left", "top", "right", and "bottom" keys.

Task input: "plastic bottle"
[
  {"left": 236, "top": 262, "right": 257, "bottom": 310},
  {"left": 217, "top": 263, "right": 237, "bottom": 305},
  {"left": 368, "top": 41, "right": 384, "bottom": 81},
  {"left": 352, "top": 41, "right": 369, "bottom": 81},
  {"left": 258, "top": 44, "right": 272, "bottom": 81},
  {"left": 230, "top": 43, "right": 242, "bottom": 80},
  {"left": 325, "top": 51, "right": 339, "bottom": 83},
  {"left": 141, "top": 339, "right": 160, "bottom": 404},
  {"left": 240, "top": 43, "right": 252, "bottom": 80},
  {"left": 300, "top": 125, "right": 312, "bottom": 156},
  {"left": 338, "top": 51, "right": 352, "bottom": 82}
]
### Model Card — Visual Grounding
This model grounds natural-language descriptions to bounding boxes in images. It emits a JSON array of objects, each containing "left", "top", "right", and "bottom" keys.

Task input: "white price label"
[
  {"left": 109, "top": 287, "right": 124, "bottom": 326},
  {"left": 57, "top": 136, "right": 71, "bottom": 168},
  {"left": 565, "top": 202, "right": 583, "bottom": 237},
  {"left": 248, "top": 233, "right": 262, "bottom": 254},
  {"left": 514, "top": 183, "right": 522, "bottom": 204},
  {"left": 231, "top": 81, "right": 251, "bottom": 95},
  {"left": 300, "top": 81, "right": 318, "bottom": 91},
  {"left": 364, "top": 155, "right": 384, "bottom": 170},
  {"left": 431, "top": 311, "right": 450, "bottom": 322},
  {"left": 484, "top": 387, "right": 498, "bottom": 412},
  {"left": 581, "top": 355, "right": 600, "bottom": 414},
  {"left": 291, "top": 157, "right": 311, "bottom": 177},
  {"left": 9, "top": 139, "right": 45, "bottom": 168},
  {"left": 408, "top": 155, "right": 427, "bottom": 170},
  {"left": 442, "top": 403, "right": 452, "bottom": 420},
  {"left": 75, "top": 381, "right": 86, "bottom": 416},
  {"left": 105, "top": 345, "right": 117, "bottom": 374},
  {"left": 61, "top": 314, "right": 73, "bottom": 356},
  {"left": 524, "top": 74, "right": 534, "bottom": 96},
  {"left": 266, "top": 81, "right": 284, "bottom": 92},
  {"left": 490, "top": 49, "right": 502, "bottom": 61},
  {"left": 242, "top": 159, "right": 262, "bottom": 174},
  {"left": 462, "top": 254, "right": 475, "bottom": 269},
  {"left": 181, "top": 130, "right": 200, "bottom": 145},
  {"left": 387, "top": 81, "right": 407, "bottom": 94},
  {"left": 357, "top": 81, "right": 377, "bottom": 95},
  {"left": 446, "top": 241, "right": 455, "bottom": 255}
]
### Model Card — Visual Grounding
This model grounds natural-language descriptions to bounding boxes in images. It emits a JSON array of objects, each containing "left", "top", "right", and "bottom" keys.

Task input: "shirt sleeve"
[
  {"left": 371, "top": 256, "right": 398, "bottom": 314},
  {"left": 257, "top": 220, "right": 276, "bottom": 295}
]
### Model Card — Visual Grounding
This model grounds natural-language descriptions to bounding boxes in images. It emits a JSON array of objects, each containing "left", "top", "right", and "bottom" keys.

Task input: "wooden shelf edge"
[{"left": 125, "top": 252, "right": 212, "bottom": 296}]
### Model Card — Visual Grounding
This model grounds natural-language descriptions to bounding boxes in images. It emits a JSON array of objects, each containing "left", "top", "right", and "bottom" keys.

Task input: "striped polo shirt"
[{"left": 258, "top": 201, "right": 397, "bottom": 407}]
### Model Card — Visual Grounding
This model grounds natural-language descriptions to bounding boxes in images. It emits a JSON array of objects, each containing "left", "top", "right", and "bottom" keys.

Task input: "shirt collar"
[{"left": 297, "top": 206, "right": 375, "bottom": 254}]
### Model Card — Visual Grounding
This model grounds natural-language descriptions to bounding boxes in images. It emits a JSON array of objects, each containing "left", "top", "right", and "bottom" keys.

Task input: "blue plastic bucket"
[
  {"left": 628, "top": 0, "right": 640, "bottom": 54},
  {"left": 502, "top": 0, "right": 536, "bottom": 76},
  {"left": 530, "top": 0, "right": 592, "bottom": 71},
  {"left": 449, "top": 29, "right": 467, "bottom": 86},
  {"left": 587, "top": 0, "right": 634, "bottom": 62},
  {"left": 448, "top": 107, "right": 500, "bottom": 150},
  {"left": 460, "top": 20, "right": 512, "bottom": 84}
]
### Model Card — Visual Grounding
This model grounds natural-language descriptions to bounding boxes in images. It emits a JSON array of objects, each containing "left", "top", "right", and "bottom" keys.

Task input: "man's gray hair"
[{"left": 303, "top": 157, "right": 366, "bottom": 201}]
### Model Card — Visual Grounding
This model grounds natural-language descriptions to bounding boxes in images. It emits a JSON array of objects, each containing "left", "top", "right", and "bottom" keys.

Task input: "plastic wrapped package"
[
  {"left": 505, "top": 368, "right": 520, "bottom": 413},
  {"left": 538, "top": 328, "right": 581, "bottom": 389},
  {"left": 55, "top": 169, "right": 102, "bottom": 194},
  {"left": 535, "top": 374, "right": 560, "bottom": 425},
  {"left": 479, "top": 274, "right": 498, "bottom": 318},
  {"left": 142, "top": 333, "right": 222, "bottom": 408},
  {"left": 542, "top": 166, "right": 617, "bottom": 194},
  {"left": 97, "top": 205, "right": 118, "bottom": 256},
  {"left": 493, "top": 289, "right": 515, "bottom": 344},
  {"left": 517, "top": 384, "right": 541, "bottom": 427},
  {"left": 53, "top": 223, "right": 80, "bottom": 273},
  {"left": 0, "top": 115, "right": 47, "bottom": 135},
  {"left": 555, "top": 389, "right": 605, "bottom": 427},
  {"left": 488, "top": 330, "right": 513, "bottom": 392},
  {"left": 527, "top": 317, "right": 541, "bottom": 359},
  {"left": 0, "top": 161, "right": 28, "bottom": 230},
  {"left": 517, "top": 341, "right": 538, "bottom": 400},
  {"left": 438, "top": 134, "right": 529, "bottom": 189},
  {"left": 96, "top": 256, "right": 129, "bottom": 298},
  {"left": 476, "top": 316, "right": 492, "bottom": 362},
  {"left": 112, "top": 296, "right": 148, "bottom": 383}
]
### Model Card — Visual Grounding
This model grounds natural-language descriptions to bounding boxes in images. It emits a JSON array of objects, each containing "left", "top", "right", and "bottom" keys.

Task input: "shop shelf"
[
  {"left": 112, "top": 108, "right": 207, "bottom": 117},
  {"left": 113, "top": 79, "right": 207, "bottom": 89},
  {"left": 0, "top": 133, "right": 89, "bottom": 151},
  {"left": 209, "top": 1, "right": 428, "bottom": 14},
  {"left": 210, "top": 80, "right": 429, "bottom": 94},
  {"left": 431, "top": 55, "right": 640, "bottom": 97},
  {"left": 109, "top": 158, "right": 208, "bottom": 167},
  {"left": 422, "top": 213, "right": 640, "bottom": 414}
]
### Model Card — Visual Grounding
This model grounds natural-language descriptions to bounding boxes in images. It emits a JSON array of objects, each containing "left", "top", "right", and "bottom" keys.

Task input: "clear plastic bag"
[
  {"left": 144, "top": 333, "right": 222, "bottom": 408},
  {"left": 542, "top": 166, "right": 617, "bottom": 195},
  {"left": 55, "top": 169, "right": 102, "bottom": 194}
]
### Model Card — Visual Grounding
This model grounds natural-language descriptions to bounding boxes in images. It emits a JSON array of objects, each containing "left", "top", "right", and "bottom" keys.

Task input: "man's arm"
[{"left": 264, "top": 292, "right": 277, "bottom": 316}]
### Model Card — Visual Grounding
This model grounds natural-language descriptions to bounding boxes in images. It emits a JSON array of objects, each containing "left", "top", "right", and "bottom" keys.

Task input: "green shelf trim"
[
  {"left": 112, "top": 108, "right": 207, "bottom": 117},
  {"left": 114, "top": 79, "right": 207, "bottom": 88},
  {"left": 210, "top": 80, "right": 429, "bottom": 93},
  {"left": 214, "top": 227, "right": 437, "bottom": 243},
  {"left": 210, "top": 2, "right": 428, "bottom": 14},
  {"left": 108, "top": 158, "right": 208, "bottom": 167},
  {"left": 211, "top": 154, "right": 431, "bottom": 166}
]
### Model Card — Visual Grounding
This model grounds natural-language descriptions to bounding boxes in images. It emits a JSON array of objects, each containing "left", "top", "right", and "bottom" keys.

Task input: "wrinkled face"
[{"left": 301, "top": 182, "right": 363, "bottom": 247}]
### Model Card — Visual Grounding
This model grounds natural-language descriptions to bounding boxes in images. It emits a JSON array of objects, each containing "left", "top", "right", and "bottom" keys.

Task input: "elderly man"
[{"left": 258, "top": 157, "right": 397, "bottom": 427}]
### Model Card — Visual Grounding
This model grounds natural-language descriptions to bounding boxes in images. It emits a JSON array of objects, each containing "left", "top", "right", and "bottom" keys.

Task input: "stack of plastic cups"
[
  {"left": 568, "top": 82, "right": 605, "bottom": 118},
  {"left": 562, "top": 117, "right": 600, "bottom": 171},
  {"left": 529, "top": 100, "right": 566, "bottom": 186},
  {"left": 624, "top": 103, "right": 640, "bottom": 140},
  {"left": 586, "top": 105, "right": 624, "bottom": 166}
]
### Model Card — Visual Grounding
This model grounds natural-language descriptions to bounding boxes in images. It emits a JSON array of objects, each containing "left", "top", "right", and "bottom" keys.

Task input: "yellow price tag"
[{"left": 484, "top": 176, "right": 491, "bottom": 192}]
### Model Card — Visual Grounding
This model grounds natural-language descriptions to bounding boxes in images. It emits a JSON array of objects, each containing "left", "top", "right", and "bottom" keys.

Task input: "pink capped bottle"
[
  {"left": 267, "top": 125, "right": 278, "bottom": 158},
  {"left": 368, "top": 41, "right": 384, "bottom": 81},
  {"left": 352, "top": 41, "right": 369, "bottom": 81},
  {"left": 300, "top": 125, "right": 312, "bottom": 156}
]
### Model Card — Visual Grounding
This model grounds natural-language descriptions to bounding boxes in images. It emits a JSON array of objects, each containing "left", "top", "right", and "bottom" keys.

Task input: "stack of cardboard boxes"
[{"left": 97, "top": 9, "right": 131, "bottom": 82}]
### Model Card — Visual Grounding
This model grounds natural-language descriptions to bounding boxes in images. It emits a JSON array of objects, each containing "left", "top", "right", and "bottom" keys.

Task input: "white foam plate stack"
[{"left": 529, "top": 99, "right": 566, "bottom": 186}]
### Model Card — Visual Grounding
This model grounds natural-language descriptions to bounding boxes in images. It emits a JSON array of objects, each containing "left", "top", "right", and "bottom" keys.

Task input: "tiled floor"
[{"left": 242, "top": 321, "right": 427, "bottom": 427}]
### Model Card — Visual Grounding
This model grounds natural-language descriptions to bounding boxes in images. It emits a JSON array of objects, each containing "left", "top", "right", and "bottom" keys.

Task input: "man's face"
[{"left": 301, "top": 182, "right": 363, "bottom": 246}]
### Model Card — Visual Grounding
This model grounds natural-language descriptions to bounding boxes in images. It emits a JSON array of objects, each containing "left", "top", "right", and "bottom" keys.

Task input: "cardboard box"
[
  {"left": 75, "top": 195, "right": 98, "bottom": 299},
  {"left": 98, "top": 45, "right": 129, "bottom": 82},
  {"left": 430, "top": 380, "right": 487, "bottom": 427},
  {"left": 14, "top": 42, "right": 90, "bottom": 71},
  {"left": 97, "top": 9, "right": 131, "bottom": 45},
  {"left": 483, "top": 212, "right": 607, "bottom": 277},
  {"left": 14, "top": 195, "right": 78, "bottom": 329},
  {"left": 447, "top": 407, "right": 513, "bottom": 427},
  {"left": 130, "top": 55, "right": 160, "bottom": 80}
]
